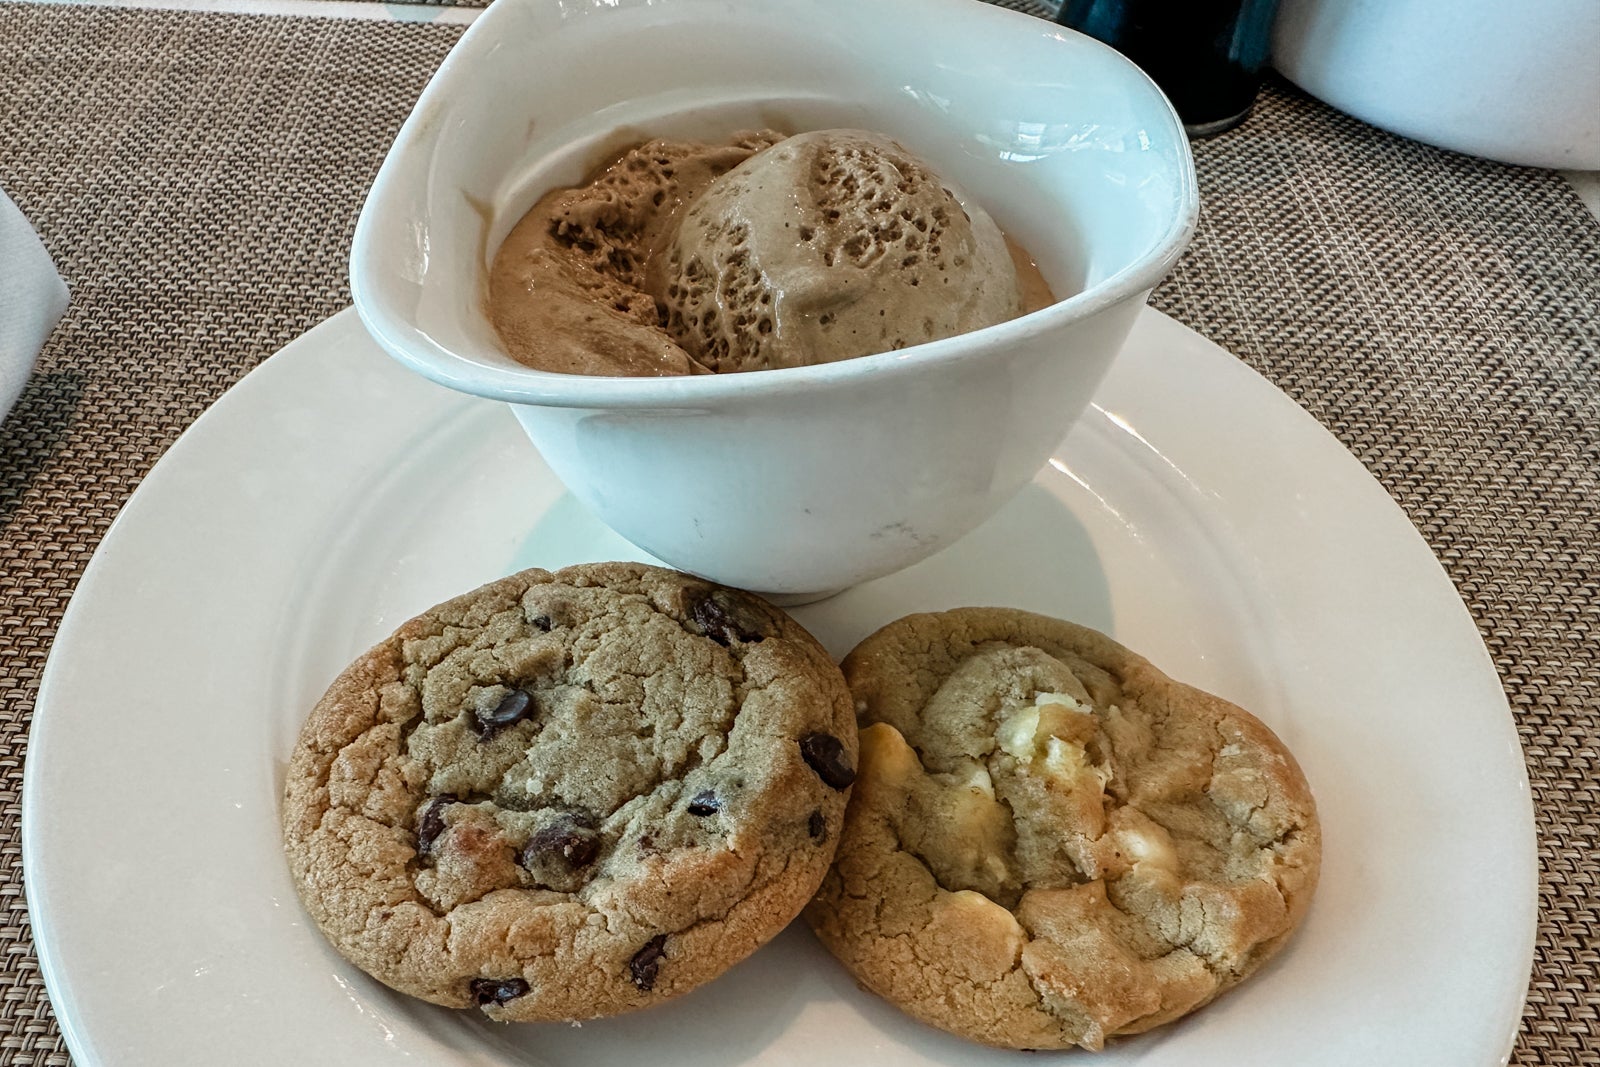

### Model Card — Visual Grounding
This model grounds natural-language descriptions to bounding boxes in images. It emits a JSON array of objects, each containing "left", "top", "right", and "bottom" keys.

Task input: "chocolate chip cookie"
[
  {"left": 805, "top": 608, "right": 1320, "bottom": 1050},
  {"left": 282, "top": 562, "right": 856, "bottom": 1020}
]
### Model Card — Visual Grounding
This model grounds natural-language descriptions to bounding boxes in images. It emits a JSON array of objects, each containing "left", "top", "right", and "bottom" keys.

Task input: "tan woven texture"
[{"left": 1, "top": 2, "right": 1596, "bottom": 1064}]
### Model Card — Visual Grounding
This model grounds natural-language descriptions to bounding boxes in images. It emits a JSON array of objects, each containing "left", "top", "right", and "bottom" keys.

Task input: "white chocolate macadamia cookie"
[{"left": 805, "top": 607, "right": 1320, "bottom": 1050}]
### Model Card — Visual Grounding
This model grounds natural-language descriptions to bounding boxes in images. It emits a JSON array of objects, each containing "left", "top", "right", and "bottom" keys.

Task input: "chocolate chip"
[
  {"left": 417, "top": 794, "right": 458, "bottom": 857},
  {"left": 689, "top": 588, "right": 769, "bottom": 647},
  {"left": 629, "top": 935, "right": 668, "bottom": 991},
  {"left": 469, "top": 977, "right": 529, "bottom": 1007},
  {"left": 473, "top": 689, "right": 534, "bottom": 740},
  {"left": 530, "top": 614, "right": 552, "bottom": 631},
  {"left": 808, "top": 809, "right": 826, "bottom": 841},
  {"left": 799, "top": 732, "right": 856, "bottom": 790},
  {"left": 686, "top": 790, "right": 720, "bottom": 816},
  {"left": 520, "top": 819, "right": 600, "bottom": 870}
]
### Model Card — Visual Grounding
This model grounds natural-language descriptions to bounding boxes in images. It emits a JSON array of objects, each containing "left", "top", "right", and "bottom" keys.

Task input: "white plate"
[{"left": 23, "top": 307, "right": 1535, "bottom": 1066}]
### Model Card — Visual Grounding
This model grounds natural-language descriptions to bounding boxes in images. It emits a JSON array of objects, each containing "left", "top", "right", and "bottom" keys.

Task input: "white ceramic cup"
[{"left": 351, "top": 0, "right": 1198, "bottom": 602}]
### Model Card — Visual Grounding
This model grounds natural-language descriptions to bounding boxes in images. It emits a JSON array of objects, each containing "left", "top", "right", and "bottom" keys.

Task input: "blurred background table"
[{"left": 0, "top": 0, "right": 1595, "bottom": 1063}]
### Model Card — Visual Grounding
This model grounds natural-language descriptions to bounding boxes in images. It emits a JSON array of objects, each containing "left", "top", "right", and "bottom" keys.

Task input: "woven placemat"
[{"left": 1, "top": 3, "right": 1596, "bottom": 1064}]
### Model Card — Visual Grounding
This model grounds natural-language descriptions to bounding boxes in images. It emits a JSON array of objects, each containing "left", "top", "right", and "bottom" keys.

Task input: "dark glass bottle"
[{"left": 1055, "top": 0, "right": 1282, "bottom": 135}]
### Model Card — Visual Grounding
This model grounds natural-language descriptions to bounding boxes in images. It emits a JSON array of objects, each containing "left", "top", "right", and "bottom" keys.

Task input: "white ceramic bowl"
[
  {"left": 351, "top": 0, "right": 1197, "bottom": 601},
  {"left": 1273, "top": 0, "right": 1600, "bottom": 169}
]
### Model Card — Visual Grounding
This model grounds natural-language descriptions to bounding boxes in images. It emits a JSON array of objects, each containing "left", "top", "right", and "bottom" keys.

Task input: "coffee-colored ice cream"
[
  {"left": 488, "top": 129, "right": 1050, "bottom": 377},
  {"left": 655, "top": 130, "right": 1022, "bottom": 372},
  {"left": 489, "top": 132, "right": 784, "bottom": 377}
]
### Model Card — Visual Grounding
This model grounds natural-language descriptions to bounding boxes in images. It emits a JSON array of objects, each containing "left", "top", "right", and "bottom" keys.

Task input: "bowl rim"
[{"left": 349, "top": 0, "right": 1200, "bottom": 410}]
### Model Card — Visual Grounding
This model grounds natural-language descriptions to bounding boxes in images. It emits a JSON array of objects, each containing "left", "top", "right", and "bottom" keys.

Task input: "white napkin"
[{"left": 1, "top": 188, "right": 69, "bottom": 427}]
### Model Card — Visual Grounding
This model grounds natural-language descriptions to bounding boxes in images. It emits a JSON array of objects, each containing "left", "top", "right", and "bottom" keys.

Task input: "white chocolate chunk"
[
  {"left": 908, "top": 762, "right": 1018, "bottom": 898},
  {"left": 997, "top": 704, "right": 1041, "bottom": 759},
  {"left": 1035, "top": 690, "right": 1090, "bottom": 713},
  {"left": 1043, "top": 735, "right": 1088, "bottom": 777},
  {"left": 1114, "top": 812, "right": 1179, "bottom": 874}
]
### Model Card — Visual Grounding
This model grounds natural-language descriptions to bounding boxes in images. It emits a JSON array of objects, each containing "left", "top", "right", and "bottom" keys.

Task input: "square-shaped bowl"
[{"left": 351, "top": 0, "right": 1197, "bottom": 601}]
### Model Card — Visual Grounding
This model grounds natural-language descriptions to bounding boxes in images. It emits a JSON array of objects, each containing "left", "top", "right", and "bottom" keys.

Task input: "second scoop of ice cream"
[{"left": 651, "top": 130, "right": 1024, "bottom": 372}]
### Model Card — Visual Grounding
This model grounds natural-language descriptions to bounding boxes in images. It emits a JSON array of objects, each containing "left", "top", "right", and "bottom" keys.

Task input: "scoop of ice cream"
[
  {"left": 650, "top": 129, "right": 1023, "bottom": 372},
  {"left": 487, "top": 129, "right": 1041, "bottom": 377},
  {"left": 488, "top": 132, "right": 785, "bottom": 376}
]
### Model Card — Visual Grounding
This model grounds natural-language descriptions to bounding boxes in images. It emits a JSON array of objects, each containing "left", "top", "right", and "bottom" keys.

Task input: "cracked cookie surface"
[
  {"left": 282, "top": 562, "right": 856, "bottom": 1021},
  {"left": 804, "top": 607, "right": 1320, "bottom": 1050}
]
